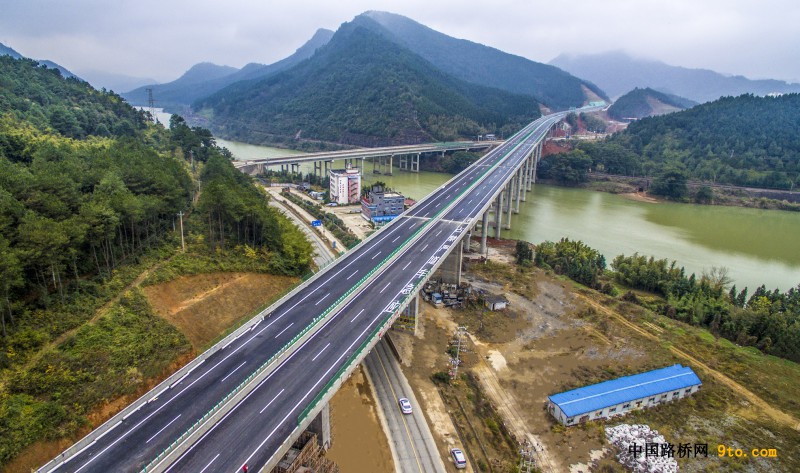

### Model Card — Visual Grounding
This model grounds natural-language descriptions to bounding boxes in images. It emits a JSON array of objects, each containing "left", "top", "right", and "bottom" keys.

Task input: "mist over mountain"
[
  {"left": 195, "top": 21, "right": 540, "bottom": 147},
  {"left": 123, "top": 29, "right": 334, "bottom": 108},
  {"left": 1, "top": 41, "right": 79, "bottom": 80},
  {"left": 356, "top": 11, "right": 606, "bottom": 109},
  {"left": 77, "top": 69, "right": 159, "bottom": 94},
  {"left": 551, "top": 51, "right": 800, "bottom": 103}
]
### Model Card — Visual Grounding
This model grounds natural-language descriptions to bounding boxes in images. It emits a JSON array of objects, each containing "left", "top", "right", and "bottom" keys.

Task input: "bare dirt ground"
[
  {"left": 327, "top": 367, "right": 396, "bottom": 472},
  {"left": 143, "top": 272, "right": 298, "bottom": 349}
]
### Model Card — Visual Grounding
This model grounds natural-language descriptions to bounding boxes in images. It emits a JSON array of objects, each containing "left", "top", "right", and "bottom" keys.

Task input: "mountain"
[
  {"left": 76, "top": 69, "right": 158, "bottom": 93},
  {"left": 0, "top": 43, "right": 22, "bottom": 59},
  {"left": 607, "top": 87, "right": 697, "bottom": 120},
  {"left": 576, "top": 93, "right": 800, "bottom": 190},
  {"left": 123, "top": 62, "right": 239, "bottom": 107},
  {"left": 195, "top": 22, "right": 541, "bottom": 147},
  {"left": 0, "top": 41, "right": 79, "bottom": 80},
  {"left": 123, "top": 28, "right": 334, "bottom": 107},
  {"left": 550, "top": 51, "right": 800, "bottom": 103},
  {"left": 354, "top": 11, "right": 606, "bottom": 109}
]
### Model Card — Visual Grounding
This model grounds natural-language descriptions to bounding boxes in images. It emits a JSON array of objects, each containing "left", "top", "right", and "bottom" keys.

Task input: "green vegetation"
[
  {"left": 0, "top": 56, "right": 314, "bottom": 467},
  {"left": 572, "top": 94, "right": 800, "bottom": 191},
  {"left": 196, "top": 24, "right": 540, "bottom": 147},
  {"left": 533, "top": 238, "right": 607, "bottom": 289},
  {"left": 529, "top": 235, "right": 800, "bottom": 363},
  {"left": 281, "top": 192, "right": 361, "bottom": 249},
  {"left": 357, "top": 12, "right": 607, "bottom": 109},
  {"left": 539, "top": 149, "right": 593, "bottom": 184},
  {"left": 607, "top": 87, "right": 697, "bottom": 120}
]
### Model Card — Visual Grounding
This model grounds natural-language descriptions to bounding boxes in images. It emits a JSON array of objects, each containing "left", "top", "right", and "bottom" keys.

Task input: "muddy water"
[{"left": 326, "top": 367, "right": 395, "bottom": 472}]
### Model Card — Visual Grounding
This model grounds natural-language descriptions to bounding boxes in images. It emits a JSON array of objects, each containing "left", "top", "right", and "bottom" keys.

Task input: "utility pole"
[
  {"left": 449, "top": 326, "right": 467, "bottom": 380},
  {"left": 177, "top": 211, "right": 185, "bottom": 252},
  {"left": 518, "top": 440, "right": 536, "bottom": 473}
]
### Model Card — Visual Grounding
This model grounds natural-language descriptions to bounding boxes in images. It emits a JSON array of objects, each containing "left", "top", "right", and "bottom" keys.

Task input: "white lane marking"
[
  {"left": 392, "top": 235, "right": 402, "bottom": 243},
  {"left": 371, "top": 251, "right": 382, "bottom": 260},
  {"left": 346, "top": 270, "right": 358, "bottom": 280},
  {"left": 146, "top": 414, "right": 182, "bottom": 444},
  {"left": 408, "top": 222, "right": 416, "bottom": 228},
  {"left": 259, "top": 388, "right": 285, "bottom": 414},
  {"left": 240, "top": 309, "right": 383, "bottom": 468},
  {"left": 198, "top": 454, "right": 220, "bottom": 473},
  {"left": 436, "top": 230, "right": 442, "bottom": 236},
  {"left": 402, "top": 261, "right": 413, "bottom": 270},
  {"left": 275, "top": 323, "right": 294, "bottom": 339},
  {"left": 314, "top": 292, "right": 330, "bottom": 306},
  {"left": 435, "top": 202, "right": 441, "bottom": 207},
  {"left": 219, "top": 361, "right": 247, "bottom": 384},
  {"left": 312, "top": 343, "right": 331, "bottom": 361},
  {"left": 420, "top": 244, "right": 429, "bottom": 252},
  {"left": 380, "top": 282, "right": 391, "bottom": 294},
  {"left": 351, "top": 308, "right": 366, "bottom": 323}
]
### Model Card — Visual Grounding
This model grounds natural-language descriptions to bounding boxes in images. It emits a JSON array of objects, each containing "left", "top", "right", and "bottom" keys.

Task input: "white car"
[
  {"left": 450, "top": 448, "right": 467, "bottom": 469},
  {"left": 398, "top": 397, "right": 412, "bottom": 414}
]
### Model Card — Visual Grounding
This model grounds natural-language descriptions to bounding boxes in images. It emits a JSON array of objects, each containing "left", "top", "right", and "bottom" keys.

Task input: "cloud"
[{"left": 1, "top": 0, "right": 798, "bottom": 83}]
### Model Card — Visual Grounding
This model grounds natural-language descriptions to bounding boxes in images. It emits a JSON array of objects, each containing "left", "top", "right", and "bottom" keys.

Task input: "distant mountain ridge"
[
  {"left": 550, "top": 51, "right": 800, "bottom": 103},
  {"left": 608, "top": 87, "right": 697, "bottom": 120},
  {"left": 123, "top": 29, "right": 334, "bottom": 107},
  {"left": 195, "top": 22, "right": 541, "bottom": 147},
  {"left": 0, "top": 41, "right": 79, "bottom": 80},
  {"left": 356, "top": 11, "right": 606, "bottom": 109}
]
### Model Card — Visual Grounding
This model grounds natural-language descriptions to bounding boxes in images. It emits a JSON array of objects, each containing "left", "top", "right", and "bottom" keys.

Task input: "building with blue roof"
[{"left": 548, "top": 364, "right": 702, "bottom": 426}]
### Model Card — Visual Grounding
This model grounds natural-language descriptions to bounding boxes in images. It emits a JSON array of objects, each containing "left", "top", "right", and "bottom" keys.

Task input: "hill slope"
[
  {"left": 608, "top": 87, "right": 697, "bottom": 120},
  {"left": 195, "top": 22, "right": 541, "bottom": 147},
  {"left": 123, "top": 28, "right": 334, "bottom": 107},
  {"left": 577, "top": 93, "right": 800, "bottom": 189},
  {"left": 551, "top": 51, "right": 800, "bottom": 103},
  {"left": 357, "top": 11, "right": 606, "bottom": 109},
  {"left": 1, "top": 41, "right": 79, "bottom": 80}
]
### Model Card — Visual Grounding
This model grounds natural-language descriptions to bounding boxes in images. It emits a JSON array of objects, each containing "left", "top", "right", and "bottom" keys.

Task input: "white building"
[
  {"left": 548, "top": 364, "right": 702, "bottom": 426},
  {"left": 329, "top": 168, "right": 361, "bottom": 205}
]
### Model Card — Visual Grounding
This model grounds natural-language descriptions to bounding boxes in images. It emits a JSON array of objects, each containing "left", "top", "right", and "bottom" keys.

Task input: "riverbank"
[{"left": 575, "top": 174, "right": 800, "bottom": 212}]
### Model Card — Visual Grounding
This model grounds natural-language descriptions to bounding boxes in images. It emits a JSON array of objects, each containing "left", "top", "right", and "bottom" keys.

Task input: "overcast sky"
[{"left": 2, "top": 0, "right": 799, "bottom": 84}]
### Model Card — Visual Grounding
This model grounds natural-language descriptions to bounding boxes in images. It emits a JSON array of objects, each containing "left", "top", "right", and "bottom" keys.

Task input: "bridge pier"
[
  {"left": 514, "top": 168, "right": 522, "bottom": 213},
  {"left": 481, "top": 211, "right": 489, "bottom": 256},
  {"left": 291, "top": 163, "right": 300, "bottom": 174},
  {"left": 411, "top": 153, "right": 420, "bottom": 173},
  {"left": 494, "top": 191, "right": 503, "bottom": 239},
  {"left": 437, "top": 236, "right": 463, "bottom": 285},
  {"left": 504, "top": 183, "right": 513, "bottom": 230},
  {"left": 307, "top": 402, "right": 332, "bottom": 450},
  {"left": 314, "top": 161, "right": 322, "bottom": 178},
  {"left": 521, "top": 158, "right": 529, "bottom": 202},
  {"left": 393, "top": 293, "right": 420, "bottom": 334}
]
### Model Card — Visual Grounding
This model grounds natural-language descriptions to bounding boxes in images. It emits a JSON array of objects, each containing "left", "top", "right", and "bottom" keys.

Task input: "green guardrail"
[
  {"left": 297, "top": 121, "right": 547, "bottom": 424},
  {"left": 142, "top": 117, "right": 550, "bottom": 472}
]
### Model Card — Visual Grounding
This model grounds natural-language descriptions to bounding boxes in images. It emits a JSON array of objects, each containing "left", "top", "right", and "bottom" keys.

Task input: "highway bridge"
[
  {"left": 233, "top": 141, "right": 501, "bottom": 175},
  {"left": 41, "top": 107, "right": 598, "bottom": 473}
]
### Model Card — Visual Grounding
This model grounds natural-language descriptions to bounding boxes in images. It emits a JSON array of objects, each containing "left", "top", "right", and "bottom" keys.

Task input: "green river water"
[{"left": 162, "top": 114, "right": 800, "bottom": 293}]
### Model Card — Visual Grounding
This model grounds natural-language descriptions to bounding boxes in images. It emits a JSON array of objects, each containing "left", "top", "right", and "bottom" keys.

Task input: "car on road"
[
  {"left": 398, "top": 397, "right": 412, "bottom": 414},
  {"left": 450, "top": 448, "right": 467, "bottom": 469}
]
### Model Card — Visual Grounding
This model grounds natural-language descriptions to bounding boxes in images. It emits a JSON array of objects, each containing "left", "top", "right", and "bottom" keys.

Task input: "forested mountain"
[
  {"left": 0, "top": 55, "right": 312, "bottom": 466},
  {"left": 573, "top": 94, "right": 800, "bottom": 191},
  {"left": 356, "top": 11, "right": 606, "bottom": 109},
  {"left": 607, "top": 87, "right": 697, "bottom": 120},
  {"left": 123, "top": 29, "right": 334, "bottom": 107},
  {"left": 195, "top": 22, "right": 541, "bottom": 147},
  {"left": 1, "top": 41, "right": 79, "bottom": 80},
  {"left": 550, "top": 51, "right": 800, "bottom": 103}
]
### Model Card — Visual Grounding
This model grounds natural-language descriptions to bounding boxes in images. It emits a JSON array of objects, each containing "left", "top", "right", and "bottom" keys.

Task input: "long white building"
[{"left": 548, "top": 364, "right": 702, "bottom": 426}]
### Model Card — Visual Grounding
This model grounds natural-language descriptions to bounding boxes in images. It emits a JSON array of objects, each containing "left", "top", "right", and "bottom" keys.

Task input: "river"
[{"left": 146, "top": 109, "right": 800, "bottom": 292}]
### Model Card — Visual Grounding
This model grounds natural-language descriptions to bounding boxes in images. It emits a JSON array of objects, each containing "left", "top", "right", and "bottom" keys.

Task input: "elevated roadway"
[
  {"left": 233, "top": 141, "right": 500, "bottom": 175},
  {"left": 42, "top": 107, "right": 597, "bottom": 473}
]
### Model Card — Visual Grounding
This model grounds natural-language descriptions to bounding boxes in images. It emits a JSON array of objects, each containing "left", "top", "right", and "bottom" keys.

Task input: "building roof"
[{"left": 549, "top": 364, "right": 701, "bottom": 417}]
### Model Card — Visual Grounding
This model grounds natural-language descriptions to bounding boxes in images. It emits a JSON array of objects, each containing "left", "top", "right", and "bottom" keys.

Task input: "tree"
[
  {"left": 0, "top": 236, "right": 23, "bottom": 337},
  {"left": 650, "top": 166, "right": 688, "bottom": 199},
  {"left": 515, "top": 241, "right": 533, "bottom": 265},
  {"left": 544, "top": 150, "right": 592, "bottom": 184}
]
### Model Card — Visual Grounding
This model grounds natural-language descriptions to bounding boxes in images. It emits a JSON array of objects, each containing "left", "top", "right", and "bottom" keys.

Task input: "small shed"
[{"left": 484, "top": 294, "right": 509, "bottom": 311}]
